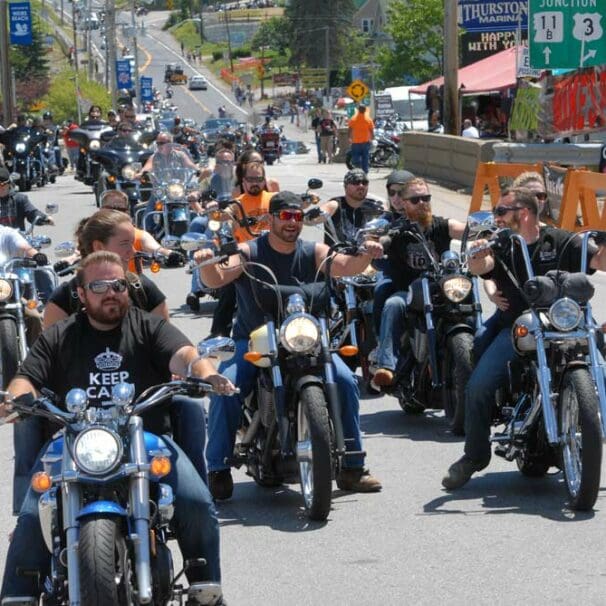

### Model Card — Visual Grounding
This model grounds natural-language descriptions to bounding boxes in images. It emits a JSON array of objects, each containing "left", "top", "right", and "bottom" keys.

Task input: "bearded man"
[{"left": 373, "top": 177, "right": 466, "bottom": 386}]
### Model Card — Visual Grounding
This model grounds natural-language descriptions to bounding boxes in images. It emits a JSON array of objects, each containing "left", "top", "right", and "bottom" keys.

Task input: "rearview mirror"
[
  {"left": 307, "top": 178, "right": 323, "bottom": 190},
  {"left": 197, "top": 337, "right": 236, "bottom": 362},
  {"left": 54, "top": 241, "right": 76, "bottom": 258},
  {"left": 180, "top": 232, "right": 215, "bottom": 252},
  {"left": 45, "top": 203, "right": 59, "bottom": 215}
]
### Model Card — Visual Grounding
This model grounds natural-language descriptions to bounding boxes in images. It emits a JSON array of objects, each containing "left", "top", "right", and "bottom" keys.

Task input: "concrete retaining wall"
[{"left": 401, "top": 132, "right": 497, "bottom": 188}]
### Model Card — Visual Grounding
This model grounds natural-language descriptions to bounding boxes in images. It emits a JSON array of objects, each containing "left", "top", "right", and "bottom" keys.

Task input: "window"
[{"left": 362, "top": 18, "right": 374, "bottom": 34}]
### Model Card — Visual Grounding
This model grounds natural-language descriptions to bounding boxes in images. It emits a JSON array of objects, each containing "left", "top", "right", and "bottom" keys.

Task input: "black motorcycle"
[
  {"left": 69, "top": 123, "right": 114, "bottom": 186},
  {"left": 370, "top": 134, "right": 400, "bottom": 168},
  {"left": 0, "top": 128, "right": 47, "bottom": 191}
]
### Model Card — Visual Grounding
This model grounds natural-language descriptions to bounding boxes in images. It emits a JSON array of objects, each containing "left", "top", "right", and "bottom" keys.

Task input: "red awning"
[{"left": 410, "top": 46, "right": 522, "bottom": 95}]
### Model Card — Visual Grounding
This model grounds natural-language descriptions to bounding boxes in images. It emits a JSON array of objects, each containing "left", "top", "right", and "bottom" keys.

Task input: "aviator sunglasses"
[
  {"left": 273, "top": 209, "right": 303, "bottom": 222},
  {"left": 85, "top": 279, "right": 128, "bottom": 294},
  {"left": 493, "top": 205, "right": 525, "bottom": 217}
]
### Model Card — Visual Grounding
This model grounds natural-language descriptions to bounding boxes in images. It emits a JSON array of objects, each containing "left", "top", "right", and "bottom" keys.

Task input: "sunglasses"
[
  {"left": 534, "top": 192, "right": 548, "bottom": 201},
  {"left": 244, "top": 176, "right": 265, "bottom": 183},
  {"left": 387, "top": 188, "right": 406, "bottom": 198},
  {"left": 85, "top": 279, "right": 128, "bottom": 295},
  {"left": 0, "top": 181, "right": 10, "bottom": 186},
  {"left": 274, "top": 209, "right": 303, "bottom": 222},
  {"left": 403, "top": 194, "right": 432, "bottom": 205},
  {"left": 494, "top": 205, "right": 525, "bottom": 216},
  {"left": 348, "top": 179, "right": 369, "bottom": 186}
]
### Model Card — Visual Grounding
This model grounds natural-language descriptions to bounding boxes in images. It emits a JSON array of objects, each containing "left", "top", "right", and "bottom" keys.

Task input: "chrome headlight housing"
[
  {"left": 121, "top": 163, "right": 138, "bottom": 180},
  {"left": 279, "top": 313, "right": 320, "bottom": 353},
  {"left": 89, "top": 140, "right": 101, "bottom": 150},
  {"left": 167, "top": 182, "right": 185, "bottom": 200},
  {"left": 15, "top": 142, "right": 26, "bottom": 153},
  {"left": 548, "top": 297, "right": 581, "bottom": 332},
  {"left": 0, "top": 279, "right": 13, "bottom": 302},
  {"left": 441, "top": 275, "right": 472, "bottom": 303},
  {"left": 73, "top": 428, "right": 121, "bottom": 475}
]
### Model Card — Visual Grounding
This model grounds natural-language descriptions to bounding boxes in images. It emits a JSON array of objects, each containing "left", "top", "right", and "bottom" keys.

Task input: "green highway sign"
[{"left": 529, "top": 0, "right": 605, "bottom": 69}]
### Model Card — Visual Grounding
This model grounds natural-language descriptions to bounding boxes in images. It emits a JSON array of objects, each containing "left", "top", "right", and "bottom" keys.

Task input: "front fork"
[
  {"left": 584, "top": 303, "right": 606, "bottom": 437},
  {"left": 533, "top": 330, "right": 559, "bottom": 445},
  {"left": 421, "top": 278, "right": 440, "bottom": 388}
]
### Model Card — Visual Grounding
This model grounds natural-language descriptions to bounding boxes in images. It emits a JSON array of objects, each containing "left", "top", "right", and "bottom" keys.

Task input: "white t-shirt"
[
  {"left": 0, "top": 225, "right": 28, "bottom": 259},
  {"left": 462, "top": 125, "right": 480, "bottom": 138}
]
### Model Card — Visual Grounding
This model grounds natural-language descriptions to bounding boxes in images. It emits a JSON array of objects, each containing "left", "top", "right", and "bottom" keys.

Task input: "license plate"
[{"left": 266, "top": 141, "right": 275, "bottom": 148}]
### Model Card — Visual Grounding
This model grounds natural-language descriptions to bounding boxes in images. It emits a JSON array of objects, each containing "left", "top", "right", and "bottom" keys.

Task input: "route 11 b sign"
[{"left": 529, "top": 0, "right": 605, "bottom": 69}]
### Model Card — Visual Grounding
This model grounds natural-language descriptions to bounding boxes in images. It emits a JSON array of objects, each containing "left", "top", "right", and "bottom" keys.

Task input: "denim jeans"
[
  {"left": 188, "top": 214, "right": 210, "bottom": 294},
  {"left": 1, "top": 436, "right": 220, "bottom": 598},
  {"left": 464, "top": 325, "right": 516, "bottom": 463},
  {"left": 206, "top": 338, "right": 365, "bottom": 472},
  {"left": 372, "top": 276, "right": 395, "bottom": 335},
  {"left": 315, "top": 134, "right": 323, "bottom": 162},
  {"left": 210, "top": 283, "right": 236, "bottom": 337},
  {"left": 11, "top": 397, "right": 208, "bottom": 515},
  {"left": 350, "top": 141, "right": 371, "bottom": 174},
  {"left": 376, "top": 291, "right": 408, "bottom": 371}
]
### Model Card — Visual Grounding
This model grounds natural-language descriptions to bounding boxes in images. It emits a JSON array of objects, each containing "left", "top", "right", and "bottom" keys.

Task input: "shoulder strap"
[
  {"left": 125, "top": 271, "right": 148, "bottom": 310},
  {"left": 68, "top": 280, "right": 82, "bottom": 314}
]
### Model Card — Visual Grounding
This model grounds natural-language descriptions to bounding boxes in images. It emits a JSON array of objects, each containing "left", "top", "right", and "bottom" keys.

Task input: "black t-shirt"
[
  {"left": 324, "top": 196, "right": 384, "bottom": 245},
  {"left": 48, "top": 273, "right": 165, "bottom": 315},
  {"left": 485, "top": 226, "right": 597, "bottom": 326},
  {"left": 18, "top": 308, "right": 191, "bottom": 435},
  {"left": 386, "top": 216, "right": 451, "bottom": 291},
  {"left": 319, "top": 118, "right": 336, "bottom": 136}
]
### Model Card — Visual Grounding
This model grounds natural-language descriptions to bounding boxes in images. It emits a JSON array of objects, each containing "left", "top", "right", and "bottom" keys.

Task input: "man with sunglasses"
[
  {"left": 0, "top": 251, "right": 233, "bottom": 602},
  {"left": 442, "top": 187, "right": 606, "bottom": 490},
  {"left": 197, "top": 191, "right": 384, "bottom": 500},
  {"left": 373, "top": 177, "right": 466, "bottom": 387}
]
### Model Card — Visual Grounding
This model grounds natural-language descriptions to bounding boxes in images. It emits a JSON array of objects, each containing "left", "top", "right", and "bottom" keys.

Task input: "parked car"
[{"left": 189, "top": 75, "right": 208, "bottom": 91}]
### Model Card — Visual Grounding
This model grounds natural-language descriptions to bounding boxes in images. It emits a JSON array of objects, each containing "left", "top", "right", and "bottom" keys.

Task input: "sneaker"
[
  {"left": 208, "top": 469, "right": 233, "bottom": 500},
  {"left": 373, "top": 368, "right": 394, "bottom": 387},
  {"left": 186, "top": 292, "right": 200, "bottom": 313},
  {"left": 441, "top": 455, "right": 490, "bottom": 490},
  {"left": 336, "top": 468, "right": 382, "bottom": 492}
]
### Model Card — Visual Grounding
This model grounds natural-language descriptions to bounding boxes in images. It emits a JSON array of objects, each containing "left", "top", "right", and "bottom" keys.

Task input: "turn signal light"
[
  {"left": 31, "top": 471, "right": 52, "bottom": 492},
  {"left": 244, "top": 351, "right": 263, "bottom": 363},
  {"left": 514, "top": 325, "right": 529, "bottom": 338},
  {"left": 150, "top": 456, "right": 171, "bottom": 478},
  {"left": 154, "top": 202, "right": 163, "bottom": 211},
  {"left": 80, "top": 147, "right": 86, "bottom": 154},
  {"left": 150, "top": 261, "right": 161, "bottom": 273},
  {"left": 26, "top": 299, "right": 38, "bottom": 310},
  {"left": 339, "top": 345, "right": 359, "bottom": 357},
  {"left": 108, "top": 175, "right": 116, "bottom": 184}
]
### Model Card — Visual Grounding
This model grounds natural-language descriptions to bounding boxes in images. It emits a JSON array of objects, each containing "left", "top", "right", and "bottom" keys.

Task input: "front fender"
[
  {"left": 293, "top": 374, "right": 325, "bottom": 394},
  {"left": 443, "top": 322, "right": 475, "bottom": 339},
  {"left": 77, "top": 500, "right": 127, "bottom": 520}
]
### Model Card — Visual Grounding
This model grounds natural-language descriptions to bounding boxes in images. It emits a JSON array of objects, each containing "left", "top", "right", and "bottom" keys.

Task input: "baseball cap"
[
  {"left": 0, "top": 167, "right": 11, "bottom": 182},
  {"left": 386, "top": 170, "right": 415, "bottom": 187},
  {"left": 269, "top": 191, "right": 303, "bottom": 213},
  {"left": 343, "top": 168, "right": 368, "bottom": 185}
]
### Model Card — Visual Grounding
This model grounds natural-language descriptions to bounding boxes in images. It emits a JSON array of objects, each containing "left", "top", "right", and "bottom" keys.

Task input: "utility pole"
[
  {"left": 106, "top": 0, "right": 118, "bottom": 109},
  {"left": 87, "top": 0, "right": 94, "bottom": 79},
  {"left": 71, "top": 0, "right": 82, "bottom": 122},
  {"left": 198, "top": 0, "right": 204, "bottom": 46},
  {"left": 0, "top": 0, "right": 16, "bottom": 124},
  {"left": 130, "top": 0, "right": 141, "bottom": 103},
  {"left": 324, "top": 26, "right": 329, "bottom": 102},
  {"left": 443, "top": 0, "right": 459, "bottom": 135},
  {"left": 224, "top": 9, "right": 233, "bottom": 74}
]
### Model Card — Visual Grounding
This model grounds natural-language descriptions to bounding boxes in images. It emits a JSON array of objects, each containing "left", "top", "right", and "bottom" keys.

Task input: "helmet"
[
  {"left": 43, "top": 111, "right": 53, "bottom": 120},
  {"left": 386, "top": 170, "right": 415, "bottom": 187}
]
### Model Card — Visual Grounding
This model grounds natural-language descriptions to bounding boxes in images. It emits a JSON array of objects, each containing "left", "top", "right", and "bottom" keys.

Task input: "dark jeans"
[
  {"left": 1, "top": 436, "right": 220, "bottom": 598},
  {"left": 376, "top": 290, "right": 408, "bottom": 371},
  {"left": 372, "top": 276, "right": 396, "bottom": 335},
  {"left": 464, "top": 317, "right": 516, "bottom": 463},
  {"left": 210, "top": 283, "right": 236, "bottom": 337},
  {"left": 350, "top": 141, "right": 371, "bottom": 173},
  {"left": 11, "top": 396, "right": 208, "bottom": 515}
]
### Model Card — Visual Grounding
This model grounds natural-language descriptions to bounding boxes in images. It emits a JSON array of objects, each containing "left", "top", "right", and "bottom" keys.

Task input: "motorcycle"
[
  {"left": 375, "top": 212, "right": 486, "bottom": 434},
  {"left": 370, "top": 134, "right": 400, "bottom": 169},
  {"left": 69, "top": 123, "right": 114, "bottom": 186},
  {"left": 487, "top": 229, "right": 604, "bottom": 510},
  {"left": 1, "top": 337, "right": 234, "bottom": 604},
  {"left": 41, "top": 126, "right": 65, "bottom": 182},
  {"left": 255, "top": 128, "right": 281, "bottom": 165},
  {"left": 92, "top": 130, "right": 155, "bottom": 208},
  {"left": 0, "top": 129, "right": 47, "bottom": 192}
]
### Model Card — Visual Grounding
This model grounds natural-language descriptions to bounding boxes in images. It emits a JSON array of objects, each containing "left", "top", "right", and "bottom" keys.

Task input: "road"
[{"left": 2, "top": 14, "right": 606, "bottom": 606}]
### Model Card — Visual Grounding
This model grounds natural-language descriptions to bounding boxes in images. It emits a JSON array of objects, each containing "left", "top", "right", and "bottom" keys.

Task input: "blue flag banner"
[
  {"left": 116, "top": 59, "right": 132, "bottom": 90},
  {"left": 140, "top": 77, "right": 153, "bottom": 102},
  {"left": 458, "top": 0, "right": 528, "bottom": 33},
  {"left": 9, "top": 2, "right": 33, "bottom": 45}
]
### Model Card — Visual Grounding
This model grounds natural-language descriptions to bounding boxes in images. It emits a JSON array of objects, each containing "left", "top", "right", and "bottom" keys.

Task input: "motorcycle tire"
[
  {"left": 443, "top": 332, "right": 474, "bottom": 436},
  {"left": 515, "top": 451, "right": 551, "bottom": 477},
  {"left": 94, "top": 179, "right": 107, "bottom": 208},
  {"left": 79, "top": 514, "right": 134, "bottom": 606},
  {"left": 18, "top": 175, "right": 30, "bottom": 192},
  {"left": 558, "top": 367, "right": 602, "bottom": 511},
  {"left": 0, "top": 318, "right": 19, "bottom": 389},
  {"left": 297, "top": 385, "right": 333, "bottom": 521}
]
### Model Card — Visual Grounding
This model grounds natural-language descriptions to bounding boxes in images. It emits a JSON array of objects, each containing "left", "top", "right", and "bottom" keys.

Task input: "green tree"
[
  {"left": 378, "top": 0, "right": 444, "bottom": 85},
  {"left": 285, "top": 0, "right": 355, "bottom": 69},
  {"left": 251, "top": 17, "right": 291, "bottom": 55}
]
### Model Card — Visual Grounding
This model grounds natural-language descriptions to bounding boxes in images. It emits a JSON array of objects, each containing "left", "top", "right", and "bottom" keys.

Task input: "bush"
[
  {"left": 212, "top": 50, "right": 224, "bottom": 62},
  {"left": 231, "top": 47, "right": 251, "bottom": 59},
  {"left": 162, "top": 11, "right": 181, "bottom": 30}
]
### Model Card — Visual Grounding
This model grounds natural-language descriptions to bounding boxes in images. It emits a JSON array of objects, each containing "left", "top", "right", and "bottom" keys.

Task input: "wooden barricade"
[{"left": 559, "top": 169, "right": 606, "bottom": 231}]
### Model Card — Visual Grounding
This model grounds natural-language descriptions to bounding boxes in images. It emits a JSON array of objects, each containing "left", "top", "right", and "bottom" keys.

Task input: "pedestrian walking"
[{"left": 348, "top": 104, "right": 374, "bottom": 174}]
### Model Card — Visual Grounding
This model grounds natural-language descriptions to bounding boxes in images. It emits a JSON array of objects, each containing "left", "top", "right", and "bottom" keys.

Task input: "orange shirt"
[
  {"left": 233, "top": 190, "right": 273, "bottom": 243},
  {"left": 128, "top": 228, "right": 145, "bottom": 273},
  {"left": 348, "top": 111, "right": 374, "bottom": 144}
]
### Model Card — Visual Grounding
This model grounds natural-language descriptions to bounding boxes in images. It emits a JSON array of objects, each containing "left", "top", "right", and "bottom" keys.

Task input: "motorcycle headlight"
[
  {"left": 73, "top": 428, "right": 121, "bottom": 475},
  {"left": 15, "top": 143, "right": 26, "bottom": 153},
  {"left": 0, "top": 279, "right": 13, "bottom": 302},
  {"left": 548, "top": 297, "right": 581, "bottom": 332},
  {"left": 89, "top": 140, "right": 101, "bottom": 150},
  {"left": 121, "top": 164, "right": 137, "bottom": 180},
  {"left": 167, "top": 182, "right": 185, "bottom": 200},
  {"left": 442, "top": 276, "right": 472, "bottom": 303},
  {"left": 279, "top": 313, "right": 320, "bottom": 353}
]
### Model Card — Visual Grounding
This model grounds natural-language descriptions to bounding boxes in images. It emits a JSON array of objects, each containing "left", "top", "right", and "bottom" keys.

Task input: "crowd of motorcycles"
[{"left": 1, "top": 105, "right": 606, "bottom": 604}]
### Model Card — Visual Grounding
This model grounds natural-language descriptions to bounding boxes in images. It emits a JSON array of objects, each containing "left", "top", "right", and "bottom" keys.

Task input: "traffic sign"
[
  {"left": 529, "top": 1, "right": 605, "bottom": 69},
  {"left": 347, "top": 79, "right": 369, "bottom": 103}
]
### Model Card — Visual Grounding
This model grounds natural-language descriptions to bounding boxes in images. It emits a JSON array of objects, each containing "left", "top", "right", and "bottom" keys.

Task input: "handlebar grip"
[{"left": 197, "top": 254, "right": 229, "bottom": 268}]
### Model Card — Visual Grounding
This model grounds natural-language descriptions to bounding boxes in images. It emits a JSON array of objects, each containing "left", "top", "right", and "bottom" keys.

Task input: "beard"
[
  {"left": 274, "top": 223, "right": 302, "bottom": 243},
  {"left": 85, "top": 296, "right": 129, "bottom": 326},
  {"left": 409, "top": 206, "right": 433, "bottom": 229}
]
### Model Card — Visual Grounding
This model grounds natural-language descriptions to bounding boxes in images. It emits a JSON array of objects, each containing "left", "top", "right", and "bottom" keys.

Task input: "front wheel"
[
  {"left": 296, "top": 385, "right": 333, "bottom": 521},
  {"left": 559, "top": 368, "right": 602, "bottom": 511},
  {"left": 443, "top": 332, "right": 474, "bottom": 435},
  {"left": 79, "top": 515, "right": 134, "bottom": 606}
]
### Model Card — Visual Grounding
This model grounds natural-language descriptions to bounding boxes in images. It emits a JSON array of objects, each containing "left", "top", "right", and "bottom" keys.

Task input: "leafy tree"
[
  {"left": 285, "top": 0, "right": 355, "bottom": 69},
  {"left": 250, "top": 17, "right": 291, "bottom": 56},
  {"left": 378, "top": 0, "right": 443, "bottom": 85}
]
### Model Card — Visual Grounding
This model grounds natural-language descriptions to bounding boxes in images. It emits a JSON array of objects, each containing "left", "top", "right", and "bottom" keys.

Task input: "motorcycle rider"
[
  {"left": 442, "top": 187, "right": 606, "bottom": 490},
  {"left": 372, "top": 177, "right": 466, "bottom": 387},
  {"left": 197, "top": 191, "right": 384, "bottom": 500},
  {"left": 41, "top": 111, "right": 63, "bottom": 174},
  {"left": 0, "top": 250, "right": 233, "bottom": 602},
  {"left": 0, "top": 166, "right": 55, "bottom": 230}
]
